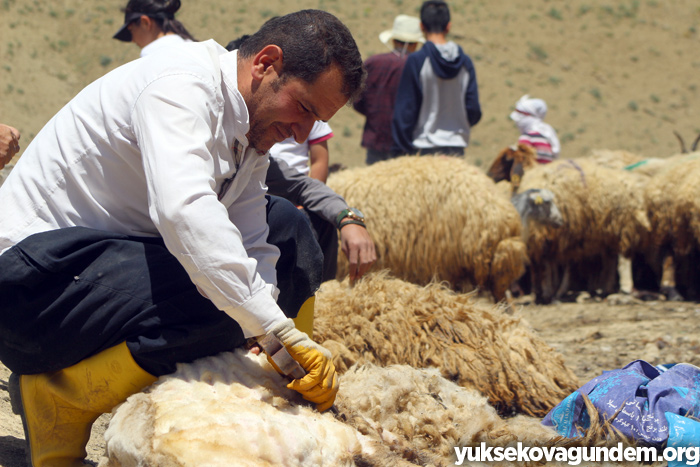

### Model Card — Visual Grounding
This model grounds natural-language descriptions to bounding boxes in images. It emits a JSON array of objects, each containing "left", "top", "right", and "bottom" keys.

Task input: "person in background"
[
  {"left": 353, "top": 14, "right": 424, "bottom": 165},
  {"left": 0, "top": 10, "right": 364, "bottom": 467},
  {"left": 509, "top": 94, "right": 560, "bottom": 164},
  {"left": 113, "top": 0, "right": 196, "bottom": 56},
  {"left": 269, "top": 120, "right": 333, "bottom": 183},
  {"left": 0, "top": 123, "right": 20, "bottom": 169},
  {"left": 392, "top": 0, "right": 481, "bottom": 157}
]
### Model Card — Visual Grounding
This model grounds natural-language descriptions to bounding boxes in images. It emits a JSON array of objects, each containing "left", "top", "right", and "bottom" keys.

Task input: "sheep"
[
  {"left": 99, "top": 348, "right": 570, "bottom": 467},
  {"left": 642, "top": 155, "right": 700, "bottom": 300},
  {"left": 586, "top": 148, "right": 645, "bottom": 170},
  {"left": 326, "top": 155, "right": 528, "bottom": 302},
  {"left": 580, "top": 145, "right": 700, "bottom": 300},
  {"left": 486, "top": 144, "right": 537, "bottom": 193},
  {"left": 516, "top": 158, "right": 651, "bottom": 303},
  {"left": 313, "top": 272, "right": 580, "bottom": 417}
]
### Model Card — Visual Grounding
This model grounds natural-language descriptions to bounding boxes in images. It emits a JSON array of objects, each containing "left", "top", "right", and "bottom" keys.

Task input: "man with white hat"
[
  {"left": 353, "top": 14, "right": 424, "bottom": 164},
  {"left": 510, "top": 94, "right": 561, "bottom": 163}
]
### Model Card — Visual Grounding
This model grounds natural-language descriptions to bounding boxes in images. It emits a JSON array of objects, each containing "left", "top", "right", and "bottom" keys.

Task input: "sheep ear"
[{"left": 534, "top": 195, "right": 544, "bottom": 205}]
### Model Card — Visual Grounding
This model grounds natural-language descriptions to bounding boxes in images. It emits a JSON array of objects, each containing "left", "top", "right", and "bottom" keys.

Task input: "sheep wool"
[
  {"left": 643, "top": 153, "right": 700, "bottom": 299},
  {"left": 327, "top": 155, "right": 527, "bottom": 301},
  {"left": 99, "top": 352, "right": 632, "bottom": 467},
  {"left": 314, "top": 272, "right": 580, "bottom": 417},
  {"left": 99, "top": 350, "right": 565, "bottom": 467},
  {"left": 99, "top": 350, "right": 382, "bottom": 467},
  {"left": 335, "top": 363, "right": 562, "bottom": 466}
]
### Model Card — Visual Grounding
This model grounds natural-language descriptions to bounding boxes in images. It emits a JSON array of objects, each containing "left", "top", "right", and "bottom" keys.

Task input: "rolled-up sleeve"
[{"left": 131, "top": 72, "right": 286, "bottom": 338}]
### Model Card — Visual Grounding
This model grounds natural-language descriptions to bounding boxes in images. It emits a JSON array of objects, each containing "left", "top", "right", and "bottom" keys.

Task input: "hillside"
[{"left": 1, "top": 0, "right": 699, "bottom": 170}]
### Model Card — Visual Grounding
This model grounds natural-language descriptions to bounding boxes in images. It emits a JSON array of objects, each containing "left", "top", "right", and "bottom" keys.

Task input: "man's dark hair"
[
  {"left": 225, "top": 35, "right": 250, "bottom": 52},
  {"left": 420, "top": 0, "right": 450, "bottom": 34},
  {"left": 238, "top": 10, "right": 365, "bottom": 103}
]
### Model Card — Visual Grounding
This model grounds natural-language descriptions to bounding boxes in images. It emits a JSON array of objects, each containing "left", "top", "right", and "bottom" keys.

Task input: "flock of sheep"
[{"left": 331, "top": 141, "right": 700, "bottom": 305}]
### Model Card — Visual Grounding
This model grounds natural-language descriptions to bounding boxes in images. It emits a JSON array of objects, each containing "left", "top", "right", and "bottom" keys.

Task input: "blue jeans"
[{"left": 0, "top": 196, "right": 322, "bottom": 376}]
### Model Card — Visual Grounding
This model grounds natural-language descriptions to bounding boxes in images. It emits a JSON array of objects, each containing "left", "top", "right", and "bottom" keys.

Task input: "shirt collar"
[{"left": 219, "top": 49, "right": 251, "bottom": 147}]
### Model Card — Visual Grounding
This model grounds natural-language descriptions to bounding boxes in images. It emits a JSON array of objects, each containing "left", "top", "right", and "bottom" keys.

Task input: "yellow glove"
[{"left": 267, "top": 318, "right": 339, "bottom": 412}]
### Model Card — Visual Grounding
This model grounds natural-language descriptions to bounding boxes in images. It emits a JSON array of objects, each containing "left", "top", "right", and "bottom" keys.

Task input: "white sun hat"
[{"left": 379, "top": 15, "right": 425, "bottom": 48}]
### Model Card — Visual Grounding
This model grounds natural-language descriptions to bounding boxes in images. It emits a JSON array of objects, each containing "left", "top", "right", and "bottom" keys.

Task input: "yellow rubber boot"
[
  {"left": 292, "top": 296, "right": 315, "bottom": 339},
  {"left": 12, "top": 342, "right": 157, "bottom": 467}
]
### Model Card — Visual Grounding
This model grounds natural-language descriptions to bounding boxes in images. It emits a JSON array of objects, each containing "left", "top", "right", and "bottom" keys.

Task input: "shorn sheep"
[
  {"left": 99, "top": 350, "right": 569, "bottom": 467},
  {"left": 327, "top": 156, "right": 528, "bottom": 302},
  {"left": 314, "top": 272, "right": 580, "bottom": 417},
  {"left": 516, "top": 158, "right": 650, "bottom": 303}
]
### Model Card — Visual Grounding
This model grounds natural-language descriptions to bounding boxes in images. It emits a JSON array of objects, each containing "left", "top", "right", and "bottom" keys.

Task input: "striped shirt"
[{"left": 518, "top": 131, "right": 556, "bottom": 163}]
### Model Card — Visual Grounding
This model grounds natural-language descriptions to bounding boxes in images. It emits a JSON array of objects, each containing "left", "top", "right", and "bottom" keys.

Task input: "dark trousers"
[
  {"left": 0, "top": 195, "right": 322, "bottom": 376},
  {"left": 418, "top": 146, "right": 465, "bottom": 156},
  {"left": 305, "top": 209, "right": 338, "bottom": 282}
]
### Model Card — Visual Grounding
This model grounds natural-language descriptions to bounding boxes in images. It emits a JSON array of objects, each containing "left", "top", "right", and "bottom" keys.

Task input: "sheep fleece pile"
[{"left": 314, "top": 272, "right": 580, "bottom": 417}]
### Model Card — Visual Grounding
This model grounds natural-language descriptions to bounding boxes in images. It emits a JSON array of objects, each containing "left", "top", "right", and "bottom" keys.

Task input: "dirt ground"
[{"left": 1, "top": 294, "right": 698, "bottom": 467}]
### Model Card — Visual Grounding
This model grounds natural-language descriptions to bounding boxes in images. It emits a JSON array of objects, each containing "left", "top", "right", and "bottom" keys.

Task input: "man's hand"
[
  {"left": 266, "top": 318, "right": 338, "bottom": 411},
  {"left": 0, "top": 124, "right": 20, "bottom": 169},
  {"left": 339, "top": 223, "right": 376, "bottom": 283}
]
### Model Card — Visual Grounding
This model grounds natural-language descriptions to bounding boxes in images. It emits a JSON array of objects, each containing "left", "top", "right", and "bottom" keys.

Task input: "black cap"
[{"left": 113, "top": 11, "right": 146, "bottom": 42}]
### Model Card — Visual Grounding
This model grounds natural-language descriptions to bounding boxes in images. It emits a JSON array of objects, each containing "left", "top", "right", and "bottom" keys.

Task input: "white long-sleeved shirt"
[
  {"left": 140, "top": 34, "right": 191, "bottom": 58},
  {"left": 0, "top": 40, "right": 287, "bottom": 338}
]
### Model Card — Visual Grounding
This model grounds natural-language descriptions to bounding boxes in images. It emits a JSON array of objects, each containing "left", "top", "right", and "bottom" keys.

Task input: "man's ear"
[
  {"left": 445, "top": 21, "right": 451, "bottom": 34},
  {"left": 250, "top": 45, "right": 284, "bottom": 82}
]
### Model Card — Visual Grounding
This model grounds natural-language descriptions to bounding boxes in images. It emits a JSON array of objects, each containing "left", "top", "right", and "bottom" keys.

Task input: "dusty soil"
[
  {"left": 1, "top": 296, "right": 699, "bottom": 466},
  {"left": 1, "top": 0, "right": 699, "bottom": 170}
]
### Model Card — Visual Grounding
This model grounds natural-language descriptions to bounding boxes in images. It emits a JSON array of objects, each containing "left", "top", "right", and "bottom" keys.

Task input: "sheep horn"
[
  {"left": 692, "top": 133, "right": 700, "bottom": 152},
  {"left": 673, "top": 131, "right": 688, "bottom": 154}
]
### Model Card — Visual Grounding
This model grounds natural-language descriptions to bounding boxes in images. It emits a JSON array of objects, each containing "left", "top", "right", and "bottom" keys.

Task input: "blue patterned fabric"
[{"left": 543, "top": 360, "right": 700, "bottom": 448}]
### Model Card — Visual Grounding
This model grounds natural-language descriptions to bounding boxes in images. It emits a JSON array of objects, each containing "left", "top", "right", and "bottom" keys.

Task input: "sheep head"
[{"left": 487, "top": 144, "right": 537, "bottom": 191}]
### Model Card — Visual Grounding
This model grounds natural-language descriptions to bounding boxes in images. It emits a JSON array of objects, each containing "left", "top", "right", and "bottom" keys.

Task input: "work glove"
[{"left": 267, "top": 318, "right": 339, "bottom": 412}]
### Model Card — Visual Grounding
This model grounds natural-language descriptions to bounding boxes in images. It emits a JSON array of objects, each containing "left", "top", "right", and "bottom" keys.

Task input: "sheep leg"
[
  {"left": 618, "top": 255, "right": 633, "bottom": 294},
  {"left": 596, "top": 253, "right": 620, "bottom": 296},
  {"left": 673, "top": 248, "right": 700, "bottom": 301},
  {"left": 534, "top": 259, "right": 559, "bottom": 304}
]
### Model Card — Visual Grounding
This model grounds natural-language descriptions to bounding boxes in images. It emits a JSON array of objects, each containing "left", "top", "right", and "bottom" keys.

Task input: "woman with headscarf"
[
  {"left": 113, "top": 0, "right": 196, "bottom": 57},
  {"left": 509, "top": 94, "right": 561, "bottom": 164}
]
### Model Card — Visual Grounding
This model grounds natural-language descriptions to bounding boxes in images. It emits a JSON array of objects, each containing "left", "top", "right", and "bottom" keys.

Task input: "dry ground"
[{"left": 1, "top": 0, "right": 699, "bottom": 169}]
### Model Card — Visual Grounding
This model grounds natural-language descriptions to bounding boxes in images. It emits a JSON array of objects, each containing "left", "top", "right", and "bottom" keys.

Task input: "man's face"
[{"left": 246, "top": 64, "right": 348, "bottom": 153}]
